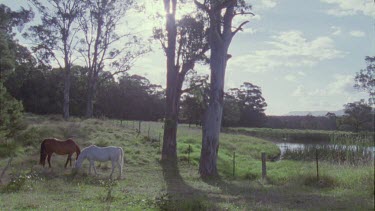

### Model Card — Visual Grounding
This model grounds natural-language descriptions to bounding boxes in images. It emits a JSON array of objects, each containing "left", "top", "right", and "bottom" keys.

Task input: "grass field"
[{"left": 0, "top": 114, "right": 374, "bottom": 210}]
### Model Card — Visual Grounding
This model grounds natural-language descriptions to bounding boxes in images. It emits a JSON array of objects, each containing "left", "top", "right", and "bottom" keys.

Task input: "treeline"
[
  {"left": 179, "top": 81, "right": 268, "bottom": 128},
  {"left": 265, "top": 101, "right": 374, "bottom": 132},
  {"left": 265, "top": 115, "right": 337, "bottom": 130},
  {"left": 5, "top": 64, "right": 165, "bottom": 121}
]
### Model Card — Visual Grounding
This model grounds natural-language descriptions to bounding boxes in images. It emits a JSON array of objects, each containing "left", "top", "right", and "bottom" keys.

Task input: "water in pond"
[{"left": 275, "top": 141, "right": 375, "bottom": 165}]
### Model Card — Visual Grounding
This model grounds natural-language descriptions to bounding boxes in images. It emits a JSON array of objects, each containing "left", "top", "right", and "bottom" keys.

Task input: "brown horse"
[{"left": 40, "top": 138, "right": 81, "bottom": 168}]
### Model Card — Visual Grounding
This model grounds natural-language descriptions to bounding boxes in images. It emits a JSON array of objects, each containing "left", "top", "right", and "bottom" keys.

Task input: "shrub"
[
  {"left": 0, "top": 82, "right": 24, "bottom": 141},
  {"left": 1, "top": 171, "right": 42, "bottom": 193}
]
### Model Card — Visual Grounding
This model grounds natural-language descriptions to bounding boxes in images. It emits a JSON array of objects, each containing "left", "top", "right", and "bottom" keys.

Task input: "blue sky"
[{"left": 3, "top": 0, "right": 374, "bottom": 115}]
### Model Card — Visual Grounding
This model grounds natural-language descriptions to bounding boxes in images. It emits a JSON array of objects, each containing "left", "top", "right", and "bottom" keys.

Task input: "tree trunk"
[
  {"left": 161, "top": 11, "right": 178, "bottom": 161},
  {"left": 199, "top": 44, "right": 227, "bottom": 177},
  {"left": 85, "top": 78, "right": 94, "bottom": 118},
  {"left": 63, "top": 71, "right": 70, "bottom": 120},
  {"left": 85, "top": 69, "right": 99, "bottom": 118},
  {"left": 63, "top": 58, "right": 71, "bottom": 120},
  {"left": 162, "top": 77, "right": 178, "bottom": 160}
]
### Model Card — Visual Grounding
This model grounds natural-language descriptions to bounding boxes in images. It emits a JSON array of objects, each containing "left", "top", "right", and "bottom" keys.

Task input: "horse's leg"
[
  {"left": 64, "top": 155, "right": 70, "bottom": 168},
  {"left": 117, "top": 160, "right": 122, "bottom": 179},
  {"left": 110, "top": 160, "right": 115, "bottom": 179},
  {"left": 69, "top": 153, "right": 73, "bottom": 167},
  {"left": 47, "top": 153, "right": 52, "bottom": 168},
  {"left": 88, "top": 160, "right": 92, "bottom": 175},
  {"left": 90, "top": 160, "right": 97, "bottom": 176}
]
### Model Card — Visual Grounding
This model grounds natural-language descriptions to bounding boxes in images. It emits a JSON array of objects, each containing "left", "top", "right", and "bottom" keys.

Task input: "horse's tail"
[{"left": 40, "top": 140, "right": 47, "bottom": 165}]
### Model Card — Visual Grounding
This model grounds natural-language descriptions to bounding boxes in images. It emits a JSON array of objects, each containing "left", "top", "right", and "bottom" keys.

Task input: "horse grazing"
[
  {"left": 40, "top": 138, "right": 81, "bottom": 168},
  {"left": 75, "top": 145, "right": 124, "bottom": 179}
]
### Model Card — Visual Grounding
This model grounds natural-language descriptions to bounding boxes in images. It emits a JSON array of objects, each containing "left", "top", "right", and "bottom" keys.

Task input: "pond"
[{"left": 275, "top": 141, "right": 375, "bottom": 165}]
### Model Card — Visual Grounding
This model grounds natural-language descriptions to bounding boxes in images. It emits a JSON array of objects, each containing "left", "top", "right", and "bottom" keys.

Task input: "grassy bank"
[{"left": 0, "top": 114, "right": 373, "bottom": 210}]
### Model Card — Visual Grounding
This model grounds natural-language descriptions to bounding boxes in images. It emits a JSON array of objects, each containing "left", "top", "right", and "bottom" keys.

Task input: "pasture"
[{"left": 0, "top": 114, "right": 374, "bottom": 210}]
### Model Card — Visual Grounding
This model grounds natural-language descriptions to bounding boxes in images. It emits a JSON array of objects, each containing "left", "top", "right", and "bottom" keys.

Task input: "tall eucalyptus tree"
[
  {"left": 195, "top": 0, "right": 253, "bottom": 177},
  {"left": 159, "top": 0, "right": 209, "bottom": 161},
  {"left": 78, "top": 0, "right": 145, "bottom": 118},
  {"left": 27, "top": 0, "right": 84, "bottom": 119}
]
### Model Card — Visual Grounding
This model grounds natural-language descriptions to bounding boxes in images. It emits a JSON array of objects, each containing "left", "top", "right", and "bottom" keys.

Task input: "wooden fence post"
[
  {"left": 159, "top": 133, "right": 161, "bottom": 153},
  {"left": 188, "top": 145, "right": 191, "bottom": 165},
  {"left": 233, "top": 151, "right": 236, "bottom": 177},
  {"left": 316, "top": 149, "right": 319, "bottom": 181},
  {"left": 261, "top": 152, "right": 267, "bottom": 180},
  {"left": 148, "top": 124, "right": 150, "bottom": 138}
]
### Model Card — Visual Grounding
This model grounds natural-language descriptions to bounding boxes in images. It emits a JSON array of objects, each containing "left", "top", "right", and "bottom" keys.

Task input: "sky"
[{"left": 2, "top": 0, "right": 375, "bottom": 115}]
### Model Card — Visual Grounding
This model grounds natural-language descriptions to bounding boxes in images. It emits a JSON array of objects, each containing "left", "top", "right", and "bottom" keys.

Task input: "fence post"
[
  {"left": 233, "top": 151, "right": 236, "bottom": 177},
  {"left": 148, "top": 124, "right": 150, "bottom": 138},
  {"left": 261, "top": 152, "right": 267, "bottom": 180},
  {"left": 188, "top": 145, "right": 191, "bottom": 165},
  {"left": 159, "top": 133, "right": 161, "bottom": 153},
  {"left": 138, "top": 121, "right": 141, "bottom": 134},
  {"left": 316, "top": 149, "right": 319, "bottom": 181}
]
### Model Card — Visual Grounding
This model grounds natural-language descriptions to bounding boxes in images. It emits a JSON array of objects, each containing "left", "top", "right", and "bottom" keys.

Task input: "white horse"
[{"left": 75, "top": 145, "right": 124, "bottom": 179}]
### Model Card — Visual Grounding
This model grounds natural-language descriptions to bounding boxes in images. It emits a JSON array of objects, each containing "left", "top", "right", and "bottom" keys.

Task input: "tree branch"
[
  {"left": 232, "top": 20, "right": 249, "bottom": 36},
  {"left": 194, "top": 0, "right": 209, "bottom": 13}
]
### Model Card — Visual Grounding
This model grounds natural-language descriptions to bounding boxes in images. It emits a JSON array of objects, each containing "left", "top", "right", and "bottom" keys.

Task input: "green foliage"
[
  {"left": 0, "top": 4, "right": 33, "bottom": 79},
  {"left": 355, "top": 56, "right": 375, "bottom": 105},
  {"left": 0, "top": 142, "right": 19, "bottom": 158},
  {"left": 13, "top": 126, "right": 54, "bottom": 147},
  {"left": 338, "top": 100, "right": 374, "bottom": 132},
  {"left": 0, "top": 82, "right": 23, "bottom": 140},
  {"left": 1, "top": 171, "right": 43, "bottom": 193}
]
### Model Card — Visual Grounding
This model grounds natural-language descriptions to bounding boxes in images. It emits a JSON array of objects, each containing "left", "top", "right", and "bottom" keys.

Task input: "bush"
[
  {"left": 14, "top": 126, "right": 55, "bottom": 147},
  {"left": 0, "top": 142, "right": 19, "bottom": 157},
  {"left": 0, "top": 82, "right": 24, "bottom": 141},
  {"left": 1, "top": 171, "right": 43, "bottom": 193}
]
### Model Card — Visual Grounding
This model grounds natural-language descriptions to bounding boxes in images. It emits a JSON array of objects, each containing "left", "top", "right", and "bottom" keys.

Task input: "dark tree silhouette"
[{"left": 354, "top": 56, "right": 375, "bottom": 105}]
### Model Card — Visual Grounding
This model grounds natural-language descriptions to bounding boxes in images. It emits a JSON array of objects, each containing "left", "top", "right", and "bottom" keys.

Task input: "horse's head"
[
  {"left": 74, "top": 152, "right": 85, "bottom": 169},
  {"left": 74, "top": 159, "right": 82, "bottom": 169}
]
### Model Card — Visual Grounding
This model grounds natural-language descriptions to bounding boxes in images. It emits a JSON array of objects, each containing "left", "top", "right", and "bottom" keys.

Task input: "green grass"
[{"left": 0, "top": 115, "right": 373, "bottom": 210}]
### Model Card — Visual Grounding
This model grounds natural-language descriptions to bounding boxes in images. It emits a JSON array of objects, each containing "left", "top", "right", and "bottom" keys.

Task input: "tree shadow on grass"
[
  {"left": 202, "top": 177, "right": 372, "bottom": 210},
  {"left": 160, "top": 160, "right": 219, "bottom": 210}
]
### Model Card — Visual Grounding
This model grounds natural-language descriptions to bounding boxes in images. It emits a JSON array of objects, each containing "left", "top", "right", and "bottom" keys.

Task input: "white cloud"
[
  {"left": 242, "top": 28, "right": 258, "bottom": 35},
  {"left": 292, "top": 85, "right": 304, "bottom": 96},
  {"left": 284, "top": 71, "right": 306, "bottom": 82},
  {"left": 257, "top": 0, "right": 277, "bottom": 9},
  {"left": 326, "top": 74, "right": 357, "bottom": 94},
  {"left": 349, "top": 30, "right": 366, "bottom": 37},
  {"left": 294, "top": 75, "right": 357, "bottom": 98},
  {"left": 320, "top": 0, "right": 375, "bottom": 17},
  {"left": 330, "top": 26, "right": 342, "bottom": 36},
  {"left": 284, "top": 74, "right": 297, "bottom": 82},
  {"left": 229, "top": 30, "right": 346, "bottom": 73},
  {"left": 288, "top": 74, "right": 368, "bottom": 112}
]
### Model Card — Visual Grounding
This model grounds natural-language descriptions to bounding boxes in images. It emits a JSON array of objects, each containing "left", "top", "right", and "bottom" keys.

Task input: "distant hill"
[{"left": 286, "top": 110, "right": 345, "bottom": 116}]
